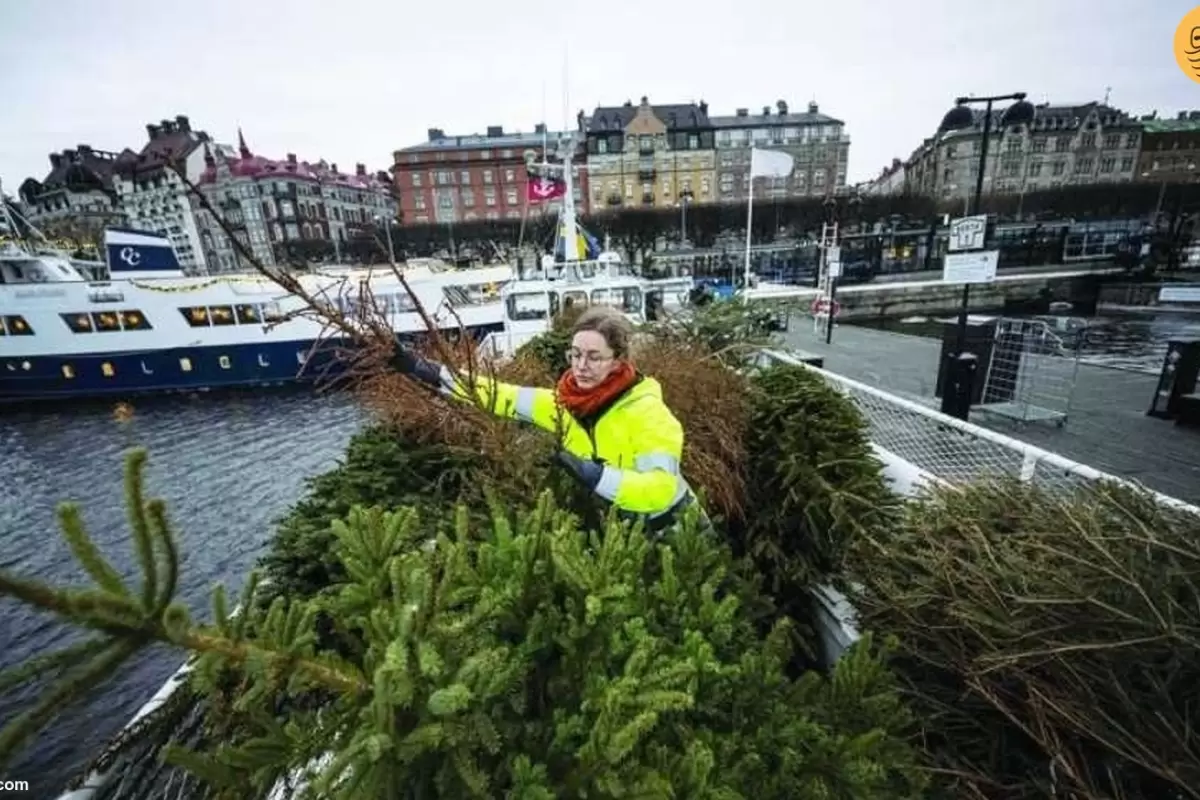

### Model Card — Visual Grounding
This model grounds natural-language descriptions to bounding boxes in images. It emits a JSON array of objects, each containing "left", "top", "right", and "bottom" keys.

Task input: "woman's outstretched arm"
[{"left": 390, "top": 347, "right": 561, "bottom": 434}]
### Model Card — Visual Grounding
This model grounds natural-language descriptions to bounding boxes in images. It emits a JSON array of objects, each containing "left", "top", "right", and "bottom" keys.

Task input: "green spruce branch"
[{"left": 0, "top": 448, "right": 368, "bottom": 772}]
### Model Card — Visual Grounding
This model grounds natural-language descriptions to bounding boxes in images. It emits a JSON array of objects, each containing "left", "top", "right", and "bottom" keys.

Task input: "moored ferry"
[{"left": 0, "top": 224, "right": 513, "bottom": 402}]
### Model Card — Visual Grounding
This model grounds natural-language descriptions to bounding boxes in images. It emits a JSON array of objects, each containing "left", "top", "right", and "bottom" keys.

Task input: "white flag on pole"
[{"left": 749, "top": 148, "right": 795, "bottom": 178}]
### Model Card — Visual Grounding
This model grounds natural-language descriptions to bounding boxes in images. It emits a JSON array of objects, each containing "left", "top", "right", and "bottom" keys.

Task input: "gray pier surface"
[{"left": 780, "top": 322, "right": 1200, "bottom": 506}]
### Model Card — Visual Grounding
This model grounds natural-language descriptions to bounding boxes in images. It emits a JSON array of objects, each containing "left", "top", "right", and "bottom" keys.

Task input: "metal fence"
[{"left": 758, "top": 349, "right": 1200, "bottom": 515}]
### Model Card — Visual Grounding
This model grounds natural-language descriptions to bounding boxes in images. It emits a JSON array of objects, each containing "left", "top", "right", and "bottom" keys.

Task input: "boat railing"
[{"left": 756, "top": 349, "right": 1200, "bottom": 516}]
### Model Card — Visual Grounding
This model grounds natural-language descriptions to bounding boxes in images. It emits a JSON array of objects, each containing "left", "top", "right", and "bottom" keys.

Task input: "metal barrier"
[
  {"left": 976, "top": 317, "right": 1083, "bottom": 427},
  {"left": 757, "top": 348, "right": 1200, "bottom": 515}
]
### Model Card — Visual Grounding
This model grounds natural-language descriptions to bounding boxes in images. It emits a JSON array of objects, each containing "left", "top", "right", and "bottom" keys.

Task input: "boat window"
[
  {"left": 261, "top": 301, "right": 285, "bottom": 322},
  {"left": 181, "top": 306, "right": 210, "bottom": 326},
  {"left": 563, "top": 290, "right": 588, "bottom": 311},
  {"left": 506, "top": 292, "right": 549, "bottom": 321},
  {"left": 443, "top": 286, "right": 470, "bottom": 307},
  {"left": 101, "top": 362, "right": 115, "bottom": 378},
  {"left": 394, "top": 292, "right": 416, "bottom": 312},
  {"left": 3, "top": 315, "right": 34, "bottom": 335},
  {"left": 118, "top": 310, "right": 152, "bottom": 330},
  {"left": 61, "top": 313, "right": 94, "bottom": 333},
  {"left": 92, "top": 311, "right": 121, "bottom": 332},
  {"left": 209, "top": 306, "right": 236, "bottom": 326},
  {"left": 62, "top": 364, "right": 75, "bottom": 379},
  {"left": 179, "top": 357, "right": 193, "bottom": 372},
  {"left": 589, "top": 287, "right": 642, "bottom": 313},
  {"left": 235, "top": 304, "right": 260, "bottom": 324}
]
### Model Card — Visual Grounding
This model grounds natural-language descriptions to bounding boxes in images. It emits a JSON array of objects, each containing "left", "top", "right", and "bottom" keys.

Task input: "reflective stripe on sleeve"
[
  {"left": 634, "top": 452, "right": 681, "bottom": 474},
  {"left": 514, "top": 386, "right": 538, "bottom": 421}
]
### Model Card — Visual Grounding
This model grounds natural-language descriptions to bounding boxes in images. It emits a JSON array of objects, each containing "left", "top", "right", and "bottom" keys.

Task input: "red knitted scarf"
[{"left": 555, "top": 361, "right": 638, "bottom": 420}]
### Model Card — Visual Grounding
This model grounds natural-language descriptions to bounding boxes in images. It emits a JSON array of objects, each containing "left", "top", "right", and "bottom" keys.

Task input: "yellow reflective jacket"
[{"left": 454, "top": 373, "right": 692, "bottom": 518}]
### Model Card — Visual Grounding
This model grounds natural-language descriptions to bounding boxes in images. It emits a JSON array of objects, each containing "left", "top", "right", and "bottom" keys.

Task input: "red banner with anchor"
[{"left": 525, "top": 175, "right": 567, "bottom": 203}]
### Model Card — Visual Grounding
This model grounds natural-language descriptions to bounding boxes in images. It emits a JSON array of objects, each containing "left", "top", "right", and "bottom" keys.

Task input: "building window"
[
  {"left": 62, "top": 364, "right": 75, "bottom": 379},
  {"left": 3, "top": 315, "right": 33, "bottom": 335},
  {"left": 179, "top": 357, "right": 193, "bottom": 372},
  {"left": 101, "top": 362, "right": 115, "bottom": 378},
  {"left": 505, "top": 189, "right": 518, "bottom": 205}
]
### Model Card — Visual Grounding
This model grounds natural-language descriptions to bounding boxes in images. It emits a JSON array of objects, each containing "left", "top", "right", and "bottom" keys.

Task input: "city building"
[
  {"left": 391, "top": 124, "right": 585, "bottom": 225},
  {"left": 17, "top": 144, "right": 130, "bottom": 248},
  {"left": 194, "top": 131, "right": 396, "bottom": 273},
  {"left": 583, "top": 97, "right": 715, "bottom": 211},
  {"left": 1135, "top": 111, "right": 1200, "bottom": 184},
  {"left": 859, "top": 158, "right": 907, "bottom": 196},
  {"left": 710, "top": 100, "right": 849, "bottom": 202},
  {"left": 904, "top": 101, "right": 1142, "bottom": 204},
  {"left": 112, "top": 115, "right": 213, "bottom": 272}
]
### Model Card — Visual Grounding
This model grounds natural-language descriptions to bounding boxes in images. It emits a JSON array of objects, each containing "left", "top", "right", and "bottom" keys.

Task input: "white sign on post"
[
  {"left": 943, "top": 249, "right": 999, "bottom": 284},
  {"left": 948, "top": 214, "right": 988, "bottom": 252},
  {"left": 826, "top": 245, "right": 842, "bottom": 278}
]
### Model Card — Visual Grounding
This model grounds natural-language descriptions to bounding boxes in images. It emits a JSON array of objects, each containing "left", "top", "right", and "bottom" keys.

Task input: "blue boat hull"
[{"left": 0, "top": 324, "right": 503, "bottom": 403}]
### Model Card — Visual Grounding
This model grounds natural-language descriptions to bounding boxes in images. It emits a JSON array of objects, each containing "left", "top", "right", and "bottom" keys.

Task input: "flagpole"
[{"left": 743, "top": 146, "right": 754, "bottom": 290}]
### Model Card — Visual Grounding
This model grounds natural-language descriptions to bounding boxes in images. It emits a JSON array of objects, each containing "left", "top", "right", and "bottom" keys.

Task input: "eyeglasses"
[{"left": 565, "top": 349, "right": 614, "bottom": 366}]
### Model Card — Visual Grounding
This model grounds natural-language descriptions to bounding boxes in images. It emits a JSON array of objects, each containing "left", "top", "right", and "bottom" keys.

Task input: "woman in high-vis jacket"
[{"left": 391, "top": 305, "right": 697, "bottom": 533}]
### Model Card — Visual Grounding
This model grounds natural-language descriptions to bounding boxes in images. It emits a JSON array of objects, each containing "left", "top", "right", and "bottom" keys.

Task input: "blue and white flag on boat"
[{"left": 104, "top": 227, "right": 184, "bottom": 278}]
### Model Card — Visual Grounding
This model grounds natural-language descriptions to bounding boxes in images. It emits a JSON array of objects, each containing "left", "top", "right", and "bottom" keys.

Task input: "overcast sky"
[{"left": 2, "top": 0, "right": 1196, "bottom": 191}]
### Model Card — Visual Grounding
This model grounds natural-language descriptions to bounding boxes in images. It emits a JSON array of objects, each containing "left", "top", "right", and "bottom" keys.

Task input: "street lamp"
[{"left": 936, "top": 92, "right": 1035, "bottom": 419}]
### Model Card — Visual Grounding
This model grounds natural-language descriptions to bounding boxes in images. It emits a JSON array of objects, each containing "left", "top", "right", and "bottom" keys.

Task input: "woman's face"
[{"left": 568, "top": 330, "right": 617, "bottom": 389}]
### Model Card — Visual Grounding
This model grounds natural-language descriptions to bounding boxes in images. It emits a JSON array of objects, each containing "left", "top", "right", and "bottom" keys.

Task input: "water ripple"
[{"left": 0, "top": 389, "right": 365, "bottom": 794}]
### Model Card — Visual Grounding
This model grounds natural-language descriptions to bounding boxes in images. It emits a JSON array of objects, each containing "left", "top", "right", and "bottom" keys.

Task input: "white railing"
[{"left": 756, "top": 349, "right": 1200, "bottom": 516}]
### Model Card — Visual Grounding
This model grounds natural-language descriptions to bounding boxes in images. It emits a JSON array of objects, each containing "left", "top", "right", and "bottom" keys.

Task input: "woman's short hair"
[{"left": 572, "top": 305, "right": 633, "bottom": 359}]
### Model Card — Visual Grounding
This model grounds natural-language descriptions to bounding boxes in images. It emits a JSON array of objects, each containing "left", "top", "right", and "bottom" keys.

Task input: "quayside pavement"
[{"left": 779, "top": 322, "right": 1200, "bottom": 506}]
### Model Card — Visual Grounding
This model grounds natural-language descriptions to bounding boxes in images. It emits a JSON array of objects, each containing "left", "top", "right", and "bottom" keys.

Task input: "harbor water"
[{"left": 0, "top": 390, "right": 364, "bottom": 795}]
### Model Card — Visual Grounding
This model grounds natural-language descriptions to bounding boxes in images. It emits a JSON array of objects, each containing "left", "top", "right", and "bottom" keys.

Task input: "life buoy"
[{"left": 810, "top": 296, "right": 840, "bottom": 317}]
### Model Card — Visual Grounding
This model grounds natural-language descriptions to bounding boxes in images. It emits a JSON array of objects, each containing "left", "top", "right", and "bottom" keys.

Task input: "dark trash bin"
[
  {"left": 935, "top": 315, "right": 1000, "bottom": 406},
  {"left": 1148, "top": 338, "right": 1200, "bottom": 420}
]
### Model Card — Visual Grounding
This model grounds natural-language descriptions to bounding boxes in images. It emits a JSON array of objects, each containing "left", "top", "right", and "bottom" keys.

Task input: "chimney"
[
  {"left": 736, "top": 108, "right": 748, "bottom": 117},
  {"left": 63, "top": 148, "right": 77, "bottom": 162},
  {"left": 146, "top": 123, "right": 160, "bottom": 139},
  {"left": 640, "top": 95, "right": 649, "bottom": 106},
  {"left": 77, "top": 144, "right": 92, "bottom": 155},
  {"left": 1179, "top": 111, "right": 1188, "bottom": 120},
  {"left": 160, "top": 119, "right": 175, "bottom": 134},
  {"left": 175, "top": 114, "right": 191, "bottom": 133},
  {"left": 49, "top": 153, "right": 62, "bottom": 169},
  {"left": 624, "top": 99, "right": 633, "bottom": 107},
  {"left": 808, "top": 101, "right": 819, "bottom": 113},
  {"left": 427, "top": 127, "right": 445, "bottom": 141},
  {"left": 286, "top": 153, "right": 297, "bottom": 164},
  {"left": 577, "top": 109, "right": 586, "bottom": 130},
  {"left": 355, "top": 163, "right": 366, "bottom": 176},
  {"left": 331, "top": 162, "right": 338, "bottom": 174},
  {"left": 776, "top": 100, "right": 788, "bottom": 115},
  {"left": 486, "top": 125, "right": 503, "bottom": 137},
  {"left": 699, "top": 100, "right": 708, "bottom": 116},
  {"left": 534, "top": 122, "right": 546, "bottom": 134}
]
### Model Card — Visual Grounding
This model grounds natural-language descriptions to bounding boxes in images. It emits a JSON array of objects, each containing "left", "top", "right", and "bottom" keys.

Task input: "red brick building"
[{"left": 391, "top": 124, "right": 589, "bottom": 225}]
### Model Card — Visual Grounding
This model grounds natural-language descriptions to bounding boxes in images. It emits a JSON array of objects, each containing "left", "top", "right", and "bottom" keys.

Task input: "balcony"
[
  {"left": 638, "top": 142, "right": 656, "bottom": 155},
  {"left": 641, "top": 193, "right": 654, "bottom": 205},
  {"left": 638, "top": 167, "right": 656, "bottom": 181},
  {"left": 606, "top": 194, "right": 623, "bottom": 206}
]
